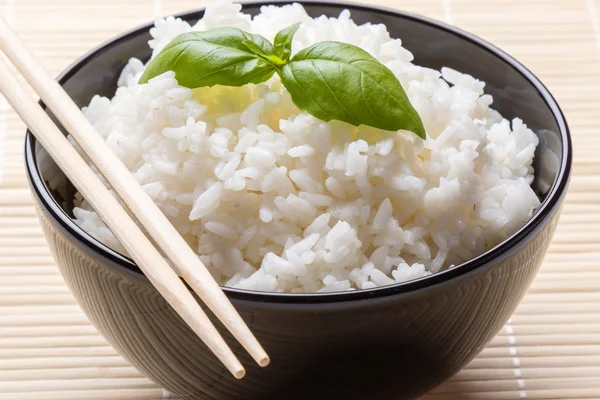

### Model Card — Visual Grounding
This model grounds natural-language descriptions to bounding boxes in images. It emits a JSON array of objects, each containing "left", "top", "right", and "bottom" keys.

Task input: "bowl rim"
[{"left": 25, "top": 0, "right": 572, "bottom": 304}]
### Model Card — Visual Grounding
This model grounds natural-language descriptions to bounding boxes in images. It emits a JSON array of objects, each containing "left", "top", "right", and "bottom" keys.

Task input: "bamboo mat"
[{"left": 1, "top": 0, "right": 599, "bottom": 398}]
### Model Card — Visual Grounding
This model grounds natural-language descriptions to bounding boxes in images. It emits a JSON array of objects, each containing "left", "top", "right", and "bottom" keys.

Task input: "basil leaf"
[
  {"left": 280, "top": 41, "right": 426, "bottom": 138},
  {"left": 242, "top": 39, "right": 269, "bottom": 57},
  {"left": 273, "top": 22, "right": 301, "bottom": 62},
  {"left": 242, "top": 40, "right": 286, "bottom": 68},
  {"left": 139, "top": 28, "right": 276, "bottom": 88}
]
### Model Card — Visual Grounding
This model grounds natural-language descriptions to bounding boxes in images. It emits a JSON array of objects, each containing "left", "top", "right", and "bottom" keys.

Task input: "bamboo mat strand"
[{"left": 1, "top": 0, "right": 600, "bottom": 399}]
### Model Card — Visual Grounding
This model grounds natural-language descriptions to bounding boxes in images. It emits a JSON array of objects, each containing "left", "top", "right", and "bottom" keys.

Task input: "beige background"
[{"left": 1, "top": 0, "right": 600, "bottom": 398}]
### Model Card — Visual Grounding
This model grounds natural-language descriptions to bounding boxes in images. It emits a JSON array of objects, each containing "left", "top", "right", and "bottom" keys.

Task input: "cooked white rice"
[{"left": 72, "top": 1, "right": 540, "bottom": 293}]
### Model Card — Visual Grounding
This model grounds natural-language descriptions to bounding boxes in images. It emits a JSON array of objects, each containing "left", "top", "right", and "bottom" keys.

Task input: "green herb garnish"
[{"left": 139, "top": 24, "right": 426, "bottom": 139}]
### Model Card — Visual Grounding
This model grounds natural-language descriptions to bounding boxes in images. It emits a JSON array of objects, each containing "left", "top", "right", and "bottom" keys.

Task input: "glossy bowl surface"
[{"left": 25, "top": 2, "right": 571, "bottom": 399}]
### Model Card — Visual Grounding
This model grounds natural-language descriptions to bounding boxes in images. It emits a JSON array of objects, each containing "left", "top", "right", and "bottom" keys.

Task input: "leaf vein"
[
  {"left": 311, "top": 60, "right": 360, "bottom": 124},
  {"left": 171, "top": 44, "right": 192, "bottom": 67},
  {"left": 187, "top": 57, "right": 264, "bottom": 85},
  {"left": 349, "top": 60, "right": 422, "bottom": 130},
  {"left": 359, "top": 73, "right": 386, "bottom": 125},
  {"left": 287, "top": 66, "right": 334, "bottom": 120}
]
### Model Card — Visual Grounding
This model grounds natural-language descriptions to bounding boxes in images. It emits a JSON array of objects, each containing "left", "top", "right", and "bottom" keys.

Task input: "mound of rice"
[{"left": 72, "top": 1, "right": 540, "bottom": 293}]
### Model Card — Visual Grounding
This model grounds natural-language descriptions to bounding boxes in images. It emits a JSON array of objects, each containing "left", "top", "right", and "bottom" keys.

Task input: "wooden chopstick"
[
  {"left": 0, "top": 56, "right": 246, "bottom": 379},
  {"left": 0, "top": 17, "right": 268, "bottom": 369}
]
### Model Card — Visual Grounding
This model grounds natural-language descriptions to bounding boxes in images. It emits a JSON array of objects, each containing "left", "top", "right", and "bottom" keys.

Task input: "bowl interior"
[{"left": 27, "top": 1, "right": 569, "bottom": 299}]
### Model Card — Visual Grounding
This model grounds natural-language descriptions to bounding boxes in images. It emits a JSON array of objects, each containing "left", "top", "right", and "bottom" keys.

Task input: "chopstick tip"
[
  {"left": 234, "top": 367, "right": 246, "bottom": 380},
  {"left": 258, "top": 355, "right": 270, "bottom": 367}
]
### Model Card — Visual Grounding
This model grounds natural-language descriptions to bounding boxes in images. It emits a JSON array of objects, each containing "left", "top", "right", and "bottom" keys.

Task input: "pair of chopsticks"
[{"left": 0, "top": 18, "right": 268, "bottom": 378}]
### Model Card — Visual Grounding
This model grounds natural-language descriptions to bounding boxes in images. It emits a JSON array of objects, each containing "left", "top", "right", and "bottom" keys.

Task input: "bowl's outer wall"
[
  {"left": 26, "top": 2, "right": 569, "bottom": 399},
  {"left": 34, "top": 201, "right": 561, "bottom": 400}
]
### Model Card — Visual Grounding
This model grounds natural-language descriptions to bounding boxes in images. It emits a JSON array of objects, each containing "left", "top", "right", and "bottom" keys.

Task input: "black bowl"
[{"left": 25, "top": 2, "right": 572, "bottom": 399}]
